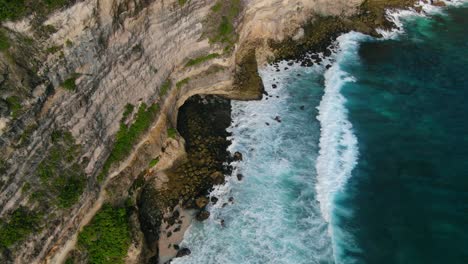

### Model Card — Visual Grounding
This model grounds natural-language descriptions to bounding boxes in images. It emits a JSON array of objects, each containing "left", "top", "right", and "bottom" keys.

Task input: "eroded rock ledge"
[{"left": 0, "top": 0, "right": 439, "bottom": 263}]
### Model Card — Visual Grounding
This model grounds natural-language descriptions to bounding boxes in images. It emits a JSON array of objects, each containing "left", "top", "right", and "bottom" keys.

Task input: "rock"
[
  {"left": 220, "top": 219, "right": 225, "bottom": 227},
  {"left": 274, "top": 116, "right": 281, "bottom": 123},
  {"left": 228, "top": 197, "right": 234, "bottom": 203},
  {"left": 196, "top": 210, "right": 210, "bottom": 221},
  {"left": 167, "top": 231, "right": 172, "bottom": 238},
  {"left": 272, "top": 84, "right": 277, "bottom": 89},
  {"left": 176, "top": 248, "right": 191, "bottom": 258},
  {"left": 326, "top": 64, "right": 332, "bottom": 69},
  {"left": 211, "top": 196, "right": 219, "bottom": 204},
  {"left": 300, "top": 105, "right": 305, "bottom": 110},
  {"left": 432, "top": 1, "right": 446, "bottom": 7},
  {"left": 210, "top": 171, "right": 224, "bottom": 185},
  {"left": 233, "top": 151, "right": 243, "bottom": 161},
  {"left": 237, "top": 174, "right": 243, "bottom": 181},
  {"left": 195, "top": 196, "right": 209, "bottom": 208},
  {"left": 265, "top": 122, "right": 270, "bottom": 126},
  {"left": 174, "top": 244, "right": 180, "bottom": 250}
]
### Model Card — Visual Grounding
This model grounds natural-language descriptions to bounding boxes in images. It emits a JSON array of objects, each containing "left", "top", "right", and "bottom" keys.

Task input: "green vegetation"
[
  {"left": 205, "top": 0, "right": 241, "bottom": 51},
  {"left": 167, "top": 128, "right": 177, "bottom": 139},
  {"left": 78, "top": 204, "right": 130, "bottom": 264},
  {"left": 99, "top": 103, "right": 159, "bottom": 181},
  {"left": 178, "top": 0, "right": 188, "bottom": 6},
  {"left": 159, "top": 79, "right": 172, "bottom": 97},
  {"left": 149, "top": 158, "right": 159, "bottom": 168},
  {"left": 65, "top": 39, "right": 73, "bottom": 47},
  {"left": 185, "top": 53, "right": 219, "bottom": 67},
  {"left": 46, "top": 45, "right": 62, "bottom": 54},
  {"left": 0, "top": 0, "right": 70, "bottom": 22},
  {"left": 61, "top": 74, "right": 79, "bottom": 91},
  {"left": 121, "top": 103, "right": 134, "bottom": 122},
  {"left": 19, "top": 123, "right": 38, "bottom": 146},
  {"left": 176, "top": 78, "right": 190, "bottom": 89},
  {"left": 0, "top": 159, "right": 7, "bottom": 175},
  {"left": 0, "top": 207, "right": 41, "bottom": 248},
  {"left": 36, "top": 130, "right": 86, "bottom": 208},
  {"left": 211, "top": 2, "right": 222, "bottom": 12},
  {"left": 6, "top": 96, "right": 22, "bottom": 118},
  {"left": 0, "top": 30, "right": 10, "bottom": 51}
]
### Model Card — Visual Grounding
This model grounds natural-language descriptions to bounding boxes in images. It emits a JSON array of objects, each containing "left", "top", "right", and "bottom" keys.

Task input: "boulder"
[
  {"left": 196, "top": 210, "right": 210, "bottom": 221},
  {"left": 237, "top": 174, "right": 244, "bottom": 181},
  {"left": 233, "top": 151, "right": 243, "bottom": 161},
  {"left": 210, "top": 171, "right": 225, "bottom": 185},
  {"left": 195, "top": 196, "right": 209, "bottom": 208},
  {"left": 176, "top": 248, "right": 191, "bottom": 258}
]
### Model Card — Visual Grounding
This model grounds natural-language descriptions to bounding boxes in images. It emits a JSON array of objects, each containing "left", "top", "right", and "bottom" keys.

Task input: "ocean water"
[
  {"left": 334, "top": 4, "right": 468, "bottom": 264},
  {"left": 174, "top": 3, "right": 468, "bottom": 264}
]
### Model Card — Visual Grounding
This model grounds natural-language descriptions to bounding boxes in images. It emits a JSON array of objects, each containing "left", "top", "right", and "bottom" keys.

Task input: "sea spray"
[
  {"left": 314, "top": 32, "right": 366, "bottom": 262},
  {"left": 173, "top": 63, "right": 334, "bottom": 264}
]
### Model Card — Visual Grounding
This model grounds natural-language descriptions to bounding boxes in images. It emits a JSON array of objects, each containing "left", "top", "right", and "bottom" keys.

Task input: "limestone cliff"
[{"left": 0, "top": 0, "right": 424, "bottom": 263}]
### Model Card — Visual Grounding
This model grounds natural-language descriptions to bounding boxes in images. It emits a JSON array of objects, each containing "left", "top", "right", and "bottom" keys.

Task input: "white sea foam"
[
  {"left": 315, "top": 32, "right": 364, "bottom": 225},
  {"left": 377, "top": 0, "right": 468, "bottom": 39}
]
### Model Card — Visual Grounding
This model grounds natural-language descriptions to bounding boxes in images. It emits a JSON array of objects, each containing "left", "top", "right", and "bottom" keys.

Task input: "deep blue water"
[
  {"left": 334, "top": 5, "right": 468, "bottom": 264},
  {"left": 174, "top": 3, "right": 468, "bottom": 264}
]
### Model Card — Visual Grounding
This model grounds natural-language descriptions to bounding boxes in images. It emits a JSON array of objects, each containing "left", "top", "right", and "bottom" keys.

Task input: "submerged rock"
[
  {"left": 196, "top": 210, "right": 210, "bottom": 221},
  {"left": 233, "top": 151, "right": 243, "bottom": 161},
  {"left": 237, "top": 174, "right": 244, "bottom": 181},
  {"left": 176, "top": 248, "right": 191, "bottom": 258}
]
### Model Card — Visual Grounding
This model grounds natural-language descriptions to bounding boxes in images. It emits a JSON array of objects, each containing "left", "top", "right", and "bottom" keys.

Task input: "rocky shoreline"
[{"left": 138, "top": 95, "right": 236, "bottom": 263}]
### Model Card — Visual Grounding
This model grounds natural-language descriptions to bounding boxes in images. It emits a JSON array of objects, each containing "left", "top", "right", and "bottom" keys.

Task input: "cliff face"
[{"left": 0, "top": 0, "right": 418, "bottom": 263}]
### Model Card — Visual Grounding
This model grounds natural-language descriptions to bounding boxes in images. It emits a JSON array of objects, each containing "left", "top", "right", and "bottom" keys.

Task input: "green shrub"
[
  {"left": 6, "top": 96, "right": 22, "bottom": 118},
  {"left": 121, "top": 103, "right": 134, "bottom": 122},
  {"left": 0, "top": 0, "right": 70, "bottom": 22},
  {"left": 206, "top": 0, "right": 241, "bottom": 51},
  {"left": 0, "top": 207, "right": 41, "bottom": 248},
  {"left": 159, "top": 79, "right": 172, "bottom": 97},
  {"left": 61, "top": 74, "right": 79, "bottom": 91},
  {"left": 0, "top": 30, "right": 10, "bottom": 51},
  {"left": 78, "top": 204, "right": 130, "bottom": 264},
  {"left": 176, "top": 78, "right": 190, "bottom": 89},
  {"left": 149, "top": 158, "right": 159, "bottom": 168},
  {"left": 36, "top": 130, "right": 85, "bottom": 208},
  {"left": 99, "top": 103, "right": 159, "bottom": 181},
  {"left": 46, "top": 45, "right": 62, "bottom": 54},
  {"left": 178, "top": 0, "right": 187, "bottom": 6},
  {"left": 65, "top": 39, "right": 73, "bottom": 47},
  {"left": 185, "top": 53, "right": 219, "bottom": 67},
  {"left": 211, "top": 2, "right": 222, "bottom": 12},
  {"left": 167, "top": 128, "right": 177, "bottom": 139}
]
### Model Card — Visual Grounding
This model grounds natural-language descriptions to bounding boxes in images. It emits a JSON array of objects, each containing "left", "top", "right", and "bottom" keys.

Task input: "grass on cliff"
[
  {"left": 0, "top": 30, "right": 10, "bottom": 51},
  {"left": 159, "top": 79, "right": 172, "bottom": 97},
  {"left": 36, "top": 130, "right": 86, "bottom": 208},
  {"left": 61, "top": 74, "right": 80, "bottom": 91},
  {"left": 185, "top": 53, "right": 219, "bottom": 67},
  {"left": 78, "top": 204, "right": 130, "bottom": 264},
  {"left": 99, "top": 103, "right": 159, "bottom": 181},
  {"left": 6, "top": 96, "right": 22, "bottom": 118},
  {"left": 0, "top": 0, "right": 71, "bottom": 22},
  {"left": 176, "top": 78, "right": 190, "bottom": 89},
  {"left": 0, "top": 207, "right": 41, "bottom": 248},
  {"left": 205, "top": 0, "right": 241, "bottom": 52}
]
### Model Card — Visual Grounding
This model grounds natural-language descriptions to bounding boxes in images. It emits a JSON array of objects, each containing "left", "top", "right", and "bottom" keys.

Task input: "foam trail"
[{"left": 315, "top": 32, "right": 364, "bottom": 226}]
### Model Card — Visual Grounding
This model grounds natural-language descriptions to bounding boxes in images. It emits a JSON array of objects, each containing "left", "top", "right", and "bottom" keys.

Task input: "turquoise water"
[
  {"left": 334, "top": 5, "right": 468, "bottom": 264},
  {"left": 174, "top": 3, "right": 468, "bottom": 264}
]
